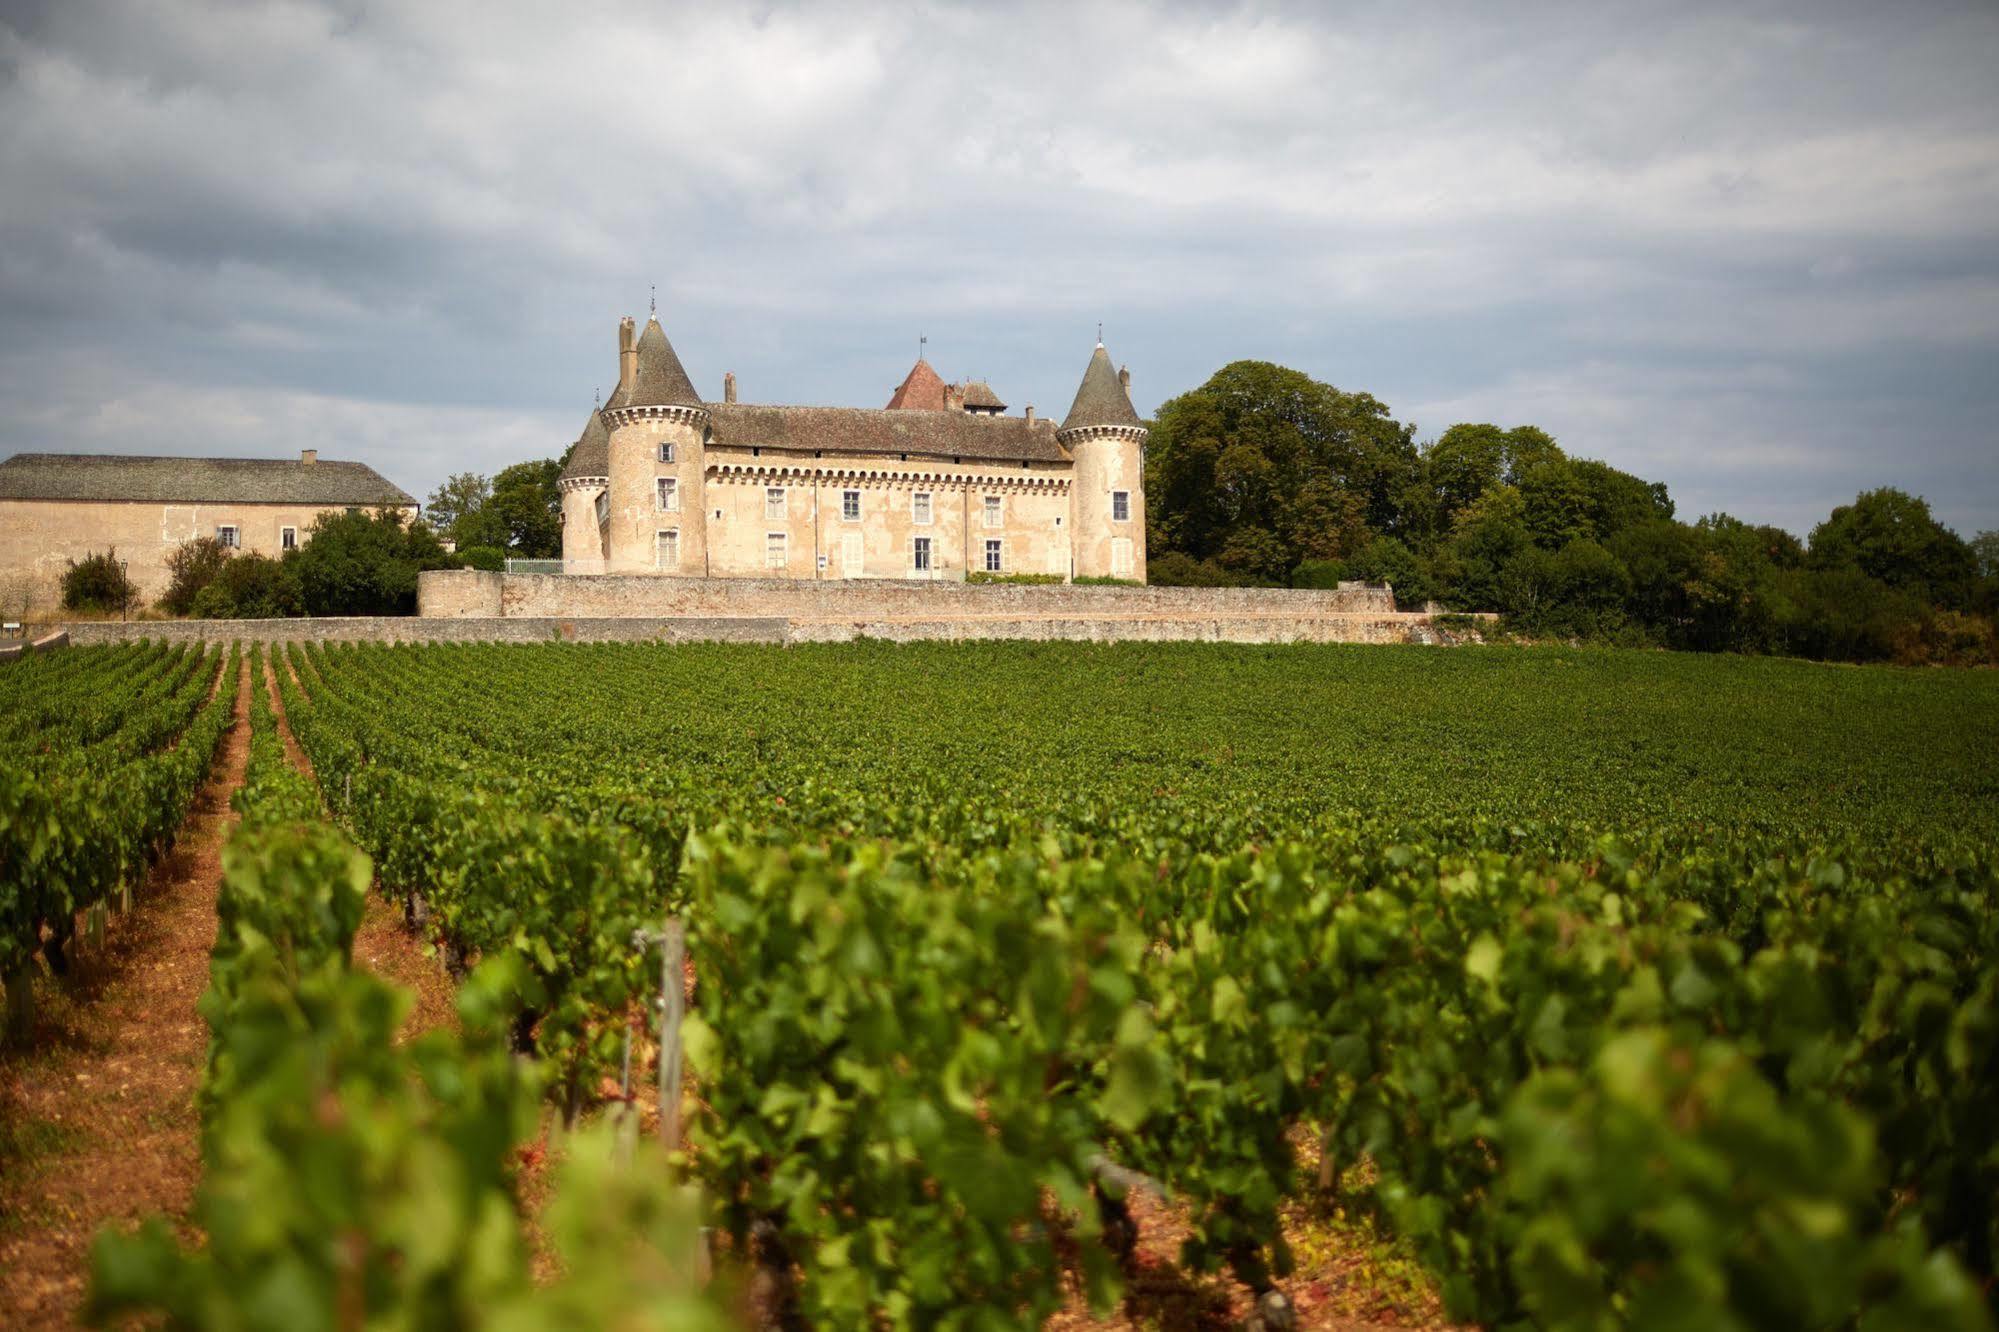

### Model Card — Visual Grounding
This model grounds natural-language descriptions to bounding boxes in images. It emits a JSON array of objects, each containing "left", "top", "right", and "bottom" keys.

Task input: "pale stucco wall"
[
  {"left": 0, "top": 498, "right": 414, "bottom": 613},
  {"left": 699, "top": 449, "right": 1073, "bottom": 581},
  {"left": 1067, "top": 428, "right": 1147, "bottom": 581},
  {"left": 558, "top": 483, "right": 607, "bottom": 568},
  {"left": 606, "top": 411, "right": 707, "bottom": 575}
]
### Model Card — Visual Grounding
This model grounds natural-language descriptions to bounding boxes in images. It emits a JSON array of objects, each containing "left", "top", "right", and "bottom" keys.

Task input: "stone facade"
[
  {"left": 420, "top": 569, "right": 1398, "bottom": 621},
  {"left": 555, "top": 310, "right": 1147, "bottom": 584},
  {"left": 0, "top": 495, "right": 411, "bottom": 613}
]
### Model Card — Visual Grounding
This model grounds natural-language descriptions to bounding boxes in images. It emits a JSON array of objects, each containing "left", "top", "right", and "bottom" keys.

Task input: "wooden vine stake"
[{"left": 658, "top": 918, "right": 685, "bottom": 1159}]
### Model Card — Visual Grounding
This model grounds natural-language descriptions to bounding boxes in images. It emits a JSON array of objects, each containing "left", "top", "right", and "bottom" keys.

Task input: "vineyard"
[{"left": 5, "top": 639, "right": 1997, "bottom": 1329}]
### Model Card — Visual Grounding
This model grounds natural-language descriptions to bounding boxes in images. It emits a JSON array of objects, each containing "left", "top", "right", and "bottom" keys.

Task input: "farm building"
[
  {"left": 0, "top": 450, "right": 415, "bottom": 612},
  {"left": 556, "top": 311, "right": 1150, "bottom": 583}
]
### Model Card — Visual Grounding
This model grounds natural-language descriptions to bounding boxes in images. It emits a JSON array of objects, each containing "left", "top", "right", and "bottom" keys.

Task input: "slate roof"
[
  {"left": 706, "top": 403, "right": 1069, "bottom": 464},
  {"left": 558, "top": 406, "right": 611, "bottom": 482},
  {"left": 960, "top": 380, "right": 1005, "bottom": 410},
  {"left": 625, "top": 316, "right": 701, "bottom": 408},
  {"left": 1059, "top": 344, "right": 1143, "bottom": 432},
  {"left": 885, "top": 358, "right": 950, "bottom": 411},
  {"left": 0, "top": 452, "right": 415, "bottom": 506}
]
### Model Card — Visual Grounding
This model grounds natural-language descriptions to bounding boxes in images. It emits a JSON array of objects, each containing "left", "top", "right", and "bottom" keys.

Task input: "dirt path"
[
  {"left": 262, "top": 650, "right": 457, "bottom": 1037},
  {"left": 0, "top": 655, "right": 252, "bottom": 1330}
]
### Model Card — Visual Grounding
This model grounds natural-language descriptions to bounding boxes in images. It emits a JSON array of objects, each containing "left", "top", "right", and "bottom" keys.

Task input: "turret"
[
  {"left": 556, "top": 405, "right": 611, "bottom": 572},
  {"left": 602, "top": 309, "right": 709, "bottom": 575},
  {"left": 1058, "top": 341, "right": 1147, "bottom": 582}
]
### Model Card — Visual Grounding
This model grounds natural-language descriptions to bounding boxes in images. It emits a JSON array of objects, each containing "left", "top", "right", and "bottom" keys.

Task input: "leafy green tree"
[
  {"left": 1146, "top": 361, "right": 1420, "bottom": 578},
  {"left": 1973, "top": 531, "right": 1999, "bottom": 580},
  {"left": 285, "top": 509, "right": 453, "bottom": 617},
  {"left": 1809, "top": 488, "right": 1977, "bottom": 607},
  {"left": 1422, "top": 424, "right": 1567, "bottom": 535},
  {"left": 484, "top": 459, "right": 564, "bottom": 558},
  {"left": 424, "top": 472, "right": 490, "bottom": 537},
  {"left": 1444, "top": 486, "right": 1534, "bottom": 611}
]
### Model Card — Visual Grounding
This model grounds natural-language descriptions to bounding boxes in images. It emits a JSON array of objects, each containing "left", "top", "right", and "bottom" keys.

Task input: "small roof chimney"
[
  {"left": 1024, "top": 405, "right": 1035, "bottom": 424},
  {"left": 723, "top": 371, "right": 738, "bottom": 405},
  {"left": 1118, "top": 365, "right": 1131, "bottom": 395},
  {"left": 300, "top": 448, "right": 317, "bottom": 466}
]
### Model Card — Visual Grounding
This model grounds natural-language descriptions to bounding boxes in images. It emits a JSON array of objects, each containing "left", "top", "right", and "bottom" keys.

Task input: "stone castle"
[{"left": 555, "top": 309, "right": 1149, "bottom": 583}]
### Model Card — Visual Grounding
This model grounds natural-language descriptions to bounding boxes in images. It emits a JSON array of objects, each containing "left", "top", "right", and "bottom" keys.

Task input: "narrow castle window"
[
  {"left": 842, "top": 489, "right": 861, "bottom": 521},
  {"left": 765, "top": 531, "right": 787, "bottom": 569},
  {"left": 280, "top": 526, "right": 297, "bottom": 551},
  {"left": 216, "top": 525, "right": 239, "bottom": 549},
  {"left": 766, "top": 486, "right": 787, "bottom": 520},
  {"left": 1112, "top": 490, "right": 1131, "bottom": 522},
  {"left": 1112, "top": 537, "right": 1135, "bottom": 577},
  {"left": 984, "top": 538, "right": 1003, "bottom": 572},
  {"left": 912, "top": 491, "right": 933, "bottom": 525},
  {"left": 983, "top": 495, "right": 1002, "bottom": 528},
  {"left": 656, "top": 477, "right": 679, "bottom": 512},
  {"left": 912, "top": 535, "right": 933, "bottom": 573},
  {"left": 656, "top": 529, "right": 679, "bottom": 569},
  {"left": 658, "top": 441, "right": 676, "bottom": 463}
]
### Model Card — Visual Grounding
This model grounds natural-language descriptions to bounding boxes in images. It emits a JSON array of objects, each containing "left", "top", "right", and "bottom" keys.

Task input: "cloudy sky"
[{"left": 2, "top": 0, "right": 1995, "bottom": 538}]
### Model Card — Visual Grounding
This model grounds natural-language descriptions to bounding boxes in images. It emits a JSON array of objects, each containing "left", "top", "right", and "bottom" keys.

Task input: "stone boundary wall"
[
  {"left": 56, "top": 612, "right": 1476, "bottom": 648},
  {"left": 61, "top": 616, "right": 789, "bottom": 646},
  {"left": 419, "top": 568, "right": 1399, "bottom": 621}
]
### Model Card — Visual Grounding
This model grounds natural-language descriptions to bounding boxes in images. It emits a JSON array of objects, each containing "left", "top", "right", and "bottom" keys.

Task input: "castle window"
[
  {"left": 280, "top": 526, "right": 297, "bottom": 551},
  {"left": 656, "top": 477, "right": 679, "bottom": 512},
  {"left": 1112, "top": 490, "right": 1131, "bottom": 522},
  {"left": 983, "top": 495, "right": 1002, "bottom": 528},
  {"left": 1112, "top": 537, "right": 1135, "bottom": 577},
  {"left": 765, "top": 486, "right": 787, "bottom": 520},
  {"left": 912, "top": 535, "right": 932, "bottom": 573},
  {"left": 765, "top": 531, "right": 787, "bottom": 569},
  {"left": 216, "top": 524, "right": 239, "bottom": 549},
  {"left": 656, "top": 529, "right": 679, "bottom": 569},
  {"left": 912, "top": 491, "right": 933, "bottom": 525},
  {"left": 984, "top": 538, "right": 1003, "bottom": 573},
  {"left": 658, "top": 441, "right": 676, "bottom": 463},
  {"left": 842, "top": 489, "right": 861, "bottom": 521}
]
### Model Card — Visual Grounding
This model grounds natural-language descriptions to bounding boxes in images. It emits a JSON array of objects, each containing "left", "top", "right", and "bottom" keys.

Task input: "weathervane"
[
  {"left": 650, "top": 284, "right": 657, "bottom": 316},
  {"left": 1097, "top": 321, "right": 1103, "bottom": 345},
  {"left": 919, "top": 333, "right": 927, "bottom": 361}
]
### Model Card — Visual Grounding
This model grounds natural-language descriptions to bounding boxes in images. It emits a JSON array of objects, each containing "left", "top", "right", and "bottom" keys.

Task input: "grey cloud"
[{"left": 0, "top": 0, "right": 1994, "bottom": 536}]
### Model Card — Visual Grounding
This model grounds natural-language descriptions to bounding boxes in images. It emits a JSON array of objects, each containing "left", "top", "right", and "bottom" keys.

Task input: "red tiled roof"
[{"left": 885, "top": 358, "right": 950, "bottom": 410}]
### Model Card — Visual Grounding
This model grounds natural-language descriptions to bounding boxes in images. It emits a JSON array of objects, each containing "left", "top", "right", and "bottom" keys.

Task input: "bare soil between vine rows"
[{"left": 0, "top": 658, "right": 250, "bottom": 1330}]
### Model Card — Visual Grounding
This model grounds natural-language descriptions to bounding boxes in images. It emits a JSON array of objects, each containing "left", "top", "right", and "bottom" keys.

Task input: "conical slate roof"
[
  {"left": 1059, "top": 343, "right": 1142, "bottom": 432},
  {"left": 885, "top": 357, "right": 949, "bottom": 410},
  {"left": 558, "top": 406, "right": 610, "bottom": 482},
  {"left": 625, "top": 315, "right": 701, "bottom": 408}
]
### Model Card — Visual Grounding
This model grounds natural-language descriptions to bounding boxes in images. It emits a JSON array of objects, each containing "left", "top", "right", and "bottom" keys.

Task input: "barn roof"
[{"left": 0, "top": 452, "right": 415, "bottom": 506}]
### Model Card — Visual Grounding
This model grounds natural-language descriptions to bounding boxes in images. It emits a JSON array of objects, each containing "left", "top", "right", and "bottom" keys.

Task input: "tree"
[
  {"left": 1969, "top": 531, "right": 1998, "bottom": 580},
  {"left": 1146, "top": 361, "right": 1420, "bottom": 579},
  {"left": 286, "top": 509, "right": 454, "bottom": 617},
  {"left": 425, "top": 473, "right": 491, "bottom": 537},
  {"left": 62, "top": 550, "right": 136, "bottom": 615},
  {"left": 159, "top": 537, "right": 232, "bottom": 615},
  {"left": 485, "top": 459, "right": 564, "bottom": 557},
  {"left": 1808, "top": 489, "right": 1977, "bottom": 607}
]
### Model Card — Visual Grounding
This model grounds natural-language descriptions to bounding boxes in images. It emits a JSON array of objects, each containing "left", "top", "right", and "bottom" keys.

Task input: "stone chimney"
[
  {"left": 300, "top": 448, "right": 317, "bottom": 466},
  {"left": 1118, "top": 365, "right": 1131, "bottom": 395},
  {"left": 724, "top": 371, "right": 737, "bottom": 404},
  {"left": 618, "top": 316, "right": 638, "bottom": 397},
  {"left": 1024, "top": 405, "right": 1035, "bottom": 425}
]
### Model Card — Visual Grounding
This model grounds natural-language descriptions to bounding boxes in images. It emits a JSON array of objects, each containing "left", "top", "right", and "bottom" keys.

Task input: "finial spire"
[
  {"left": 1096, "top": 320, "right": 1103, "bottom": 347},
  {"left": 650, "top": 284, "right": 657, "bottom": 317},
  {"left": 919, "top": 333, "right": 927, "bottom": 361},
  {"left": 593, "top": 386, "right": 601, "bottom": 409}
]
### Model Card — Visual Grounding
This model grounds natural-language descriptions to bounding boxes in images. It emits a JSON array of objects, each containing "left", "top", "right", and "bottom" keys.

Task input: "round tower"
[
  {"left": 556, "top": 403, "right": 610, "bottom": 572},
  {"left": 1057, "top": 342, "right": 1148, "bottom": 582},
  {"left": 602, "top": 311, "right": 709, "bottom": 575}
]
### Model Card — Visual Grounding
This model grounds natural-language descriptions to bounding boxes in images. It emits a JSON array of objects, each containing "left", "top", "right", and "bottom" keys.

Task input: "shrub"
[
  {"left": 287, "top": 508, "right": 453, "bottom": 617},
  {"left": 1150, "top": 551, "right": 1264, "bottom": 587},
  {"left": 159, "top": 537, "right": 232, "bottom": 615},
  {"left": 189, "top": 554, "right": 303, "bottom": 620},
  {"left": 1073, "top": 575, "right": 1142, "bottom": 587},
  {"left": 965, "top": 572, "right": 1062, "bottom": 586},
  {"left": 454, "top": 545, "right": 507, "bottom": 573},
  {"left": 61, "top": 549, "right": 138, "bottom": 614}
]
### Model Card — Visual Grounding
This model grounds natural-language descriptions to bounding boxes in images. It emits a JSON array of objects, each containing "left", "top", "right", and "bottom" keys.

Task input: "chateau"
[{"left": 555, "top": 311, "right": 1149, "bottom": 583}]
